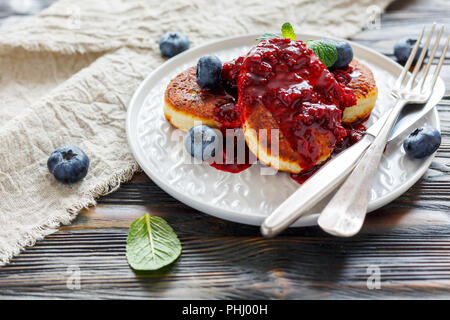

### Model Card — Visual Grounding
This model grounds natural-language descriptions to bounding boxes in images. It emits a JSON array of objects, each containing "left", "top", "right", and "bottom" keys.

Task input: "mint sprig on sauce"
[
  {"left": 305, "top": 40, "right": 338, "bottom": 68},
  {"left": 256, "top": 22, "right": 338, "bottom": 68},
  {"left": 281, "top": 22, "right": 296, "bottom": 41},
  {"left": 126, "top": 214, "right": 182, "bottom": 271}
]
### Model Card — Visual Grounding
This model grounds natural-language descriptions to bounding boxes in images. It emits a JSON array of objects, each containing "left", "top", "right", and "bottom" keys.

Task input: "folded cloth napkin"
[{"left": 0, "top": 0, "right": 393, "bottom": 265}]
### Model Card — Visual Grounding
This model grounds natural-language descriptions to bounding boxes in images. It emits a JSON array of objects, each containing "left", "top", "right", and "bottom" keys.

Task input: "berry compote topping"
[
  {"left": 235, "top": 38, "right": 356, "bottom": 170},
  {"left": 332, "top": 65, "right": 354, "bottom": 86},
  {"left": 222, "top": 56, "right": 244, "bottom": 93},
  {"left": 290, "top": 115, "right": 368, "bottom": 184},
  {"left": 199, "top": 39, "right": 364, "bottom": 180}
]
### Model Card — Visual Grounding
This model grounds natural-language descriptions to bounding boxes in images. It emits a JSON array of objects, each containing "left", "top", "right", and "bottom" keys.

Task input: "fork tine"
[
  {"left": 408, "top": 23, "right": 436, "bottom": 90},
  {"left": 429, "top": 35, "right": 450, "bottom": 93},
  {"left": 419, "top": 25, "right": 444, "bottom": 92},
  {"left": 395, "top": 26, "right": 425, "bottom": 90}
]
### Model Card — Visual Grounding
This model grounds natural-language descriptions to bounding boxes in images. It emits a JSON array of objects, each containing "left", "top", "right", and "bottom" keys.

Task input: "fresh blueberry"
[
  {"left": 323, "top": 39, "right": 353, "bottom": 69},
  {"left": 403, "top": 126, "right": 441, "bottom": 159},
  {"left": 47, "top": 146, "right": 89, "bottom": 184},
  {"left": 394, "top": 38, "right": 428, "bottom": 65},
  {"left": 196, "top": 55, "right": 222, "bottom": 90},
  {"left": 185, "top": 125, "right": 219, "bottom": 161},
  {"left": 159, "top": 32, "right": 190, "bottom": 58}
]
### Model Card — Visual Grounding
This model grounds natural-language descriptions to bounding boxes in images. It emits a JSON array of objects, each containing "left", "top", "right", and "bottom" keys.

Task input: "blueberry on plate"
[
  {"left": 159, "top": 32, "right": 190, "bottom": 58},
  {"left": 196, "top": 55, "right": 222, "bottom": 90},
  {"left": 394, "top": 38, "right": 428, "bottom": 65},
  {"left": 403, "top": 126, "right": 441, "bottom": 159},
  {"left": 47, "top": 146, "right": 89, "bottom": 184},
  {"left": 185, "top": 125, "right": 219, "bottom": 161},
  {"left": 323, "top": 39, "right": 353, "bottom": 69}
]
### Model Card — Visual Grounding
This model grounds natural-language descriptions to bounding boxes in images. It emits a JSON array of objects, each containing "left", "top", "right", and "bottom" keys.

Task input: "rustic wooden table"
[{"left": 1, "top": 0, "right": 450, "bottom": 299}]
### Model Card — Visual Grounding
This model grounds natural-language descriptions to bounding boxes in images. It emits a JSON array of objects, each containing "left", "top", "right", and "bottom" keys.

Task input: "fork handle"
[
  {"left": 317, "top": 99, "right": 407, "bottom": 237},
  {"left": 260, "top": 134, "right": 373, "bottom": 237}
]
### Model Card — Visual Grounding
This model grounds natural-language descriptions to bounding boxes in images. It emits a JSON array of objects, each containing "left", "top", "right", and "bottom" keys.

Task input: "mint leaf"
[
  {"left": 305, "top": 40, "right": 338, "bottom": 68},
  {"left": 256, "top": 32, "right": 280, "bottom": 41},
  {"left": 126, "top": 214, "right": 181, "bottom": 271},
  {"left": 281, "top": 22, "right": 296, "bottom": 41}
]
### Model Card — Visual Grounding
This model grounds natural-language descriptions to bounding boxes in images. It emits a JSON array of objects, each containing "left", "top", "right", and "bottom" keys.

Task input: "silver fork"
[{"left": 317, "top": 24, "right": 449, "bottom": 237}]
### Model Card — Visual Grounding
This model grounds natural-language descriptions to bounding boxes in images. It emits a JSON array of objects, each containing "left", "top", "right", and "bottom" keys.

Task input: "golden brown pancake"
[{"left": 164, "top": 66, "right": 221, "bottom": 131}]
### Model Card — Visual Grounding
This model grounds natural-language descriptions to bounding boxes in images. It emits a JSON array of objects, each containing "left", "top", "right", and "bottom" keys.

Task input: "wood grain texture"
[{"left": 1, "top": 0, "right": 450, "bottom": 299}]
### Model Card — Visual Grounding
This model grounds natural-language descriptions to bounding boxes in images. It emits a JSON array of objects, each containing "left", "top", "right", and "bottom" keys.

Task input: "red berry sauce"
[
  {"left": 235, "top": 38, "right": 356, "bottom": 171},
  {"left": 209, "top": 129, "right": 254, "bottom": 173},
  {"left": 207, "top": 60, "right": 253, "bottom": 173},
  {"left": 290, "top": 116, "right": 368, "bottom": 185},
  {"left": 204, "top": 38, "right": 366, "bottom": 182}
]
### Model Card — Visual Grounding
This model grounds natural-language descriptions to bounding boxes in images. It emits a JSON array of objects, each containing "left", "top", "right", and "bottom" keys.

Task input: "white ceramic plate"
[{"left": 127, "top": 34, "right": 442, "bottom": 227}]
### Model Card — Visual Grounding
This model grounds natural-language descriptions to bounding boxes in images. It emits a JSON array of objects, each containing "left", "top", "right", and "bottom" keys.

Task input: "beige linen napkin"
[{"left": 0, "top": 0, "right": 393, "bottom": 265}]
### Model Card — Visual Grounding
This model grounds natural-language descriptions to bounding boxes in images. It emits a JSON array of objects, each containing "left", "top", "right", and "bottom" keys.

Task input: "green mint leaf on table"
[
  {"left": 126, "top": 214, "right": 181, "bottom": 271},
  {"left": 256, "top": 32, "right": 280, "bottom": 41},
  {"left": 305, "top": 40, "right": 338, "bottom": 68},
  {"left": 281, "top": 22, "right": 296, "bottom": 41}
]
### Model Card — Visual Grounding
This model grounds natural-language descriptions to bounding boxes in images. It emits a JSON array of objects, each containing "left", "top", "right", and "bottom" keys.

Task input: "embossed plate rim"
[{"left": 127, "top": 33, "right": 441, "bottom": 227}]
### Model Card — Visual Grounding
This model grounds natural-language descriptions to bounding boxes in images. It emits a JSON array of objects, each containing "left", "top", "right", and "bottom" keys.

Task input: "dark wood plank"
[
  {"left": 2, "top": 0, "right": 450, "bottom": 299},
  {"left": 2, "top": 206, "right": 450, "bottom": 299}
]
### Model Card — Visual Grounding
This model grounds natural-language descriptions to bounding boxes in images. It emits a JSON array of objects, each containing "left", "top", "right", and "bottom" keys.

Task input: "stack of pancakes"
[{"left": 164, "top": 41, "right": 377, "bottom": 174}]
